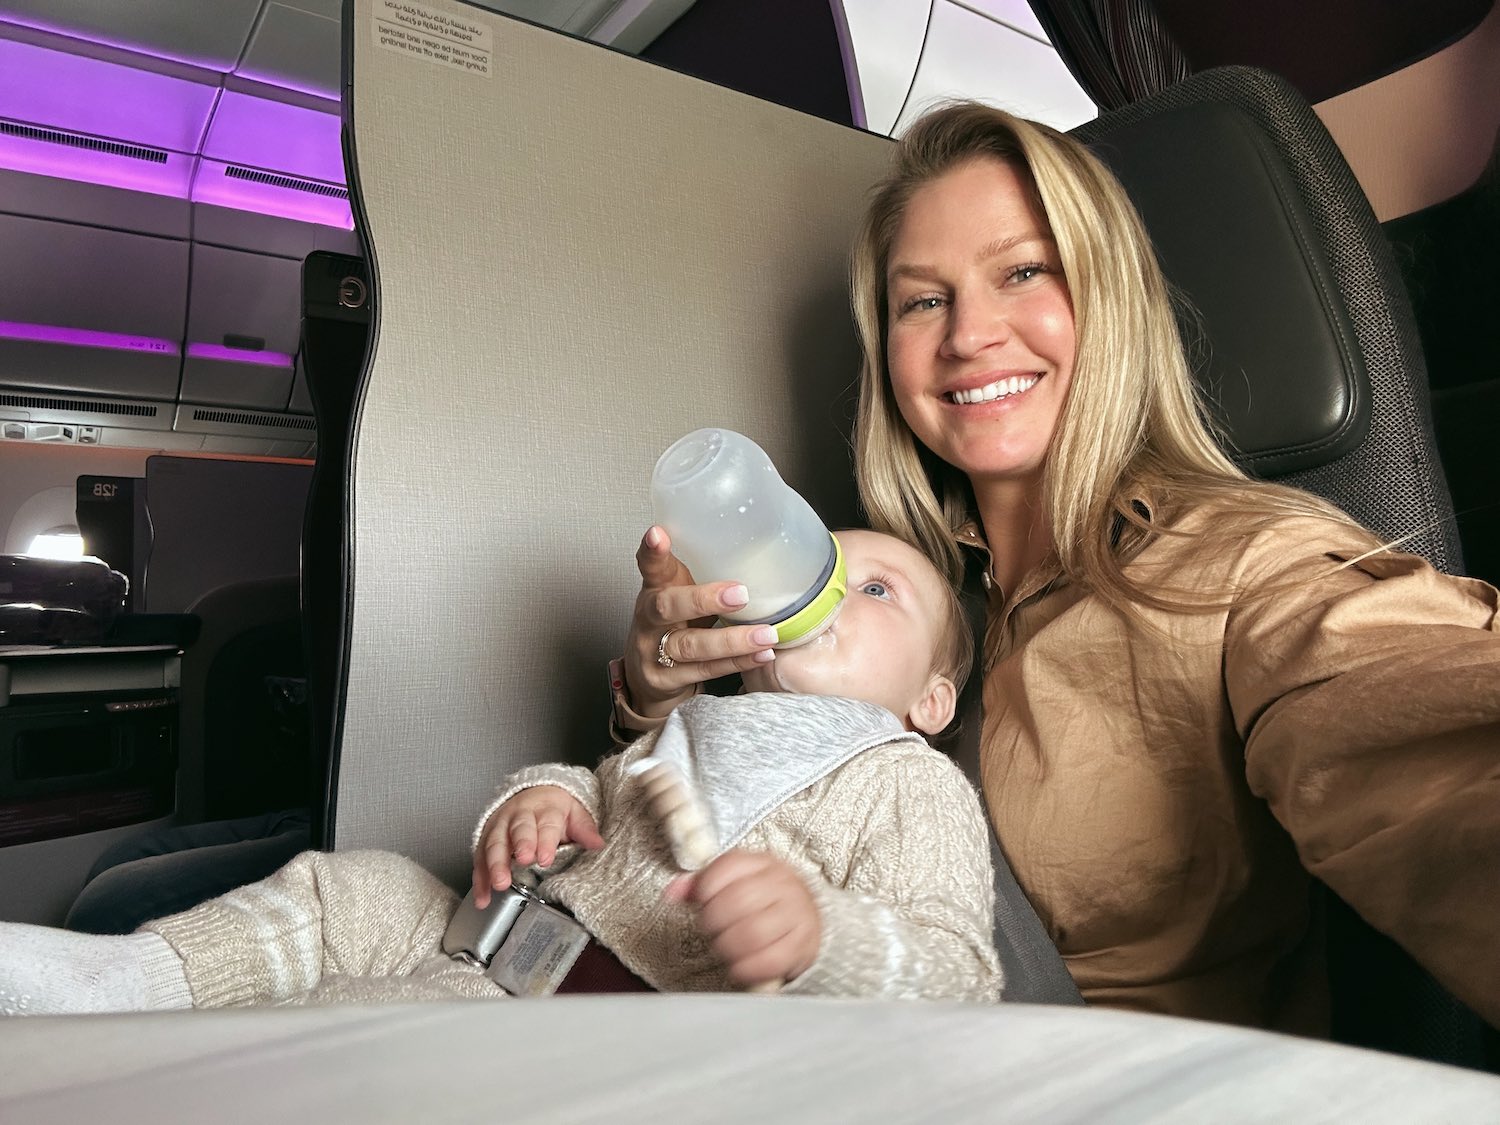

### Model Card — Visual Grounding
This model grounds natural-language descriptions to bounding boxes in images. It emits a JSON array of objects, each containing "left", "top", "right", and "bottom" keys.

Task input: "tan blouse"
[{"left": 967, "top": 502, "right": 1500, "bottom": 1033}]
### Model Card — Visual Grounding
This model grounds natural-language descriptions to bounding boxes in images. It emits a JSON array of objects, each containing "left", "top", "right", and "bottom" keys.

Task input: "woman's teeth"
[{"left": 947, "top": 374, "right": 1040, "bottom": 404}]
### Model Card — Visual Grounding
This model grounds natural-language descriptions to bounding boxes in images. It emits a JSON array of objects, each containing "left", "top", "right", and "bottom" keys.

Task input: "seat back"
[
  {"left": 1075, "top": 66, "right": 1483, "bottom": 1068},
  {"left": 177, "top": 577, "right": 307, "bottom": 824},
  {"left": 1074, "top": 66, "right": 1462, "bottom": 570}
]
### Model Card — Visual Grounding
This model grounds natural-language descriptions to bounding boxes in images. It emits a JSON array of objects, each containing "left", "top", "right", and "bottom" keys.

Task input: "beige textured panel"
[
  {"left": 1314, "top": 2, "right": 1500, "bottom": 221},
  {"left": 340, "top": 0, "right": 894, "bottom": 883}
]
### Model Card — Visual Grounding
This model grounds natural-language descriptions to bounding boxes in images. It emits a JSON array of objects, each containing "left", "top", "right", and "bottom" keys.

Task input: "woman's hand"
[
  {"left": 472, "top": 786, "right": 605, "bottom": 907},
  {"left": 666, "top": 849, "right": 822, "bottom": 988},
  {"left": 623, "top": 525, "right": 779, "bottom": 720}
]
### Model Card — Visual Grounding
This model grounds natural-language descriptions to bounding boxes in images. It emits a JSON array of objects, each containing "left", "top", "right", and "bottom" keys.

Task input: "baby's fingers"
[
  {"left": 566, "top": 806, "right": 606, "bottom": 851},
  {"left": 533, "top": 810, "right": 568, "bottom": 869},
  {"left": 473, "top": 819, "right": 514, "bottom": 907},
  {"left": 662, "top": 873, "right": 695, "bottom": 903},
  {"left": 507, "top": 813, "right": 540, "bottom": 867}
]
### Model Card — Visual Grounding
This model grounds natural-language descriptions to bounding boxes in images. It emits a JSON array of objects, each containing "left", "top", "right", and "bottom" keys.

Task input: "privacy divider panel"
[{"left": 339, "top": 0, "right": 892, "bottom": 882}]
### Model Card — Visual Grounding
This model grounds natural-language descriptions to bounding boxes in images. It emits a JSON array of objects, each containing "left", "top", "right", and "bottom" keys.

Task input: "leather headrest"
[{"left": 1080, "top": 98, "right": 1371, "bottom": 477}]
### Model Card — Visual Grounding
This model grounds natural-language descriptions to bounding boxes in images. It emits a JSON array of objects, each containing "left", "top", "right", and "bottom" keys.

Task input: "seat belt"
[
  {"left": 987, "top": 833, "right": 1084, "bottom": 1005},
  {"left": 954, "top": 566, "right": 1083, "bottom": 1007}
]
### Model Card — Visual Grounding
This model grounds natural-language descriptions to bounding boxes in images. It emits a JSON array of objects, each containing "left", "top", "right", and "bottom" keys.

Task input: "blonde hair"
[
  {"left": 851, "top": 101, "right": 1371, "bottom": 612},
  {"left": 932, "top": 573, "right": 975, "bottom": 695}
]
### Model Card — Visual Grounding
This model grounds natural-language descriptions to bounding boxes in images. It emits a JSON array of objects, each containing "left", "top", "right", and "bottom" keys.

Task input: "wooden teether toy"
[{"left": 631, "top": 757, "right": 781, "bottom": 994}]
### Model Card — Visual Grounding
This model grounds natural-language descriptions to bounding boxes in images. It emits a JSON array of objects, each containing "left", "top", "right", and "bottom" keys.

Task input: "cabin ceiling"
[
  {"left": 0, "top": 1, "right": 702, "bottom": 454},
  {"left": 0, "top": 1, "right": 695, "bottom": 99}
]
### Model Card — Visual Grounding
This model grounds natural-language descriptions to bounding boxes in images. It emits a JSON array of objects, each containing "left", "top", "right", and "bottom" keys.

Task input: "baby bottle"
[{"left": 650, "top": 428, "right": 845, "bottom": 648}]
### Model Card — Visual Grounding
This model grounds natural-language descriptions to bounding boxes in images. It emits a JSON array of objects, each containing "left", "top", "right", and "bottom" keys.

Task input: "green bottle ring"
[{"left": 769, "top": 535, "right": 847, "bottom": 648}]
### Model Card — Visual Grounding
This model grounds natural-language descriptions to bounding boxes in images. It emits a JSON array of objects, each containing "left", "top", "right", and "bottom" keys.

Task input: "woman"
[{"left": 617, "top": 102, "right": 1500, "bottom": 1036}]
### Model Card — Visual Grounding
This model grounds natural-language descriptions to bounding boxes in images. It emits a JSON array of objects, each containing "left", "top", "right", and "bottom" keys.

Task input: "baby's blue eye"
[{"left": 860, "top": 580, "right": 891, "bottom": 599}]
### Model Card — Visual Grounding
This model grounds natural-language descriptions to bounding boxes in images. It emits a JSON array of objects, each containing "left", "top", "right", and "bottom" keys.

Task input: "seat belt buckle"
[
  {"left": 442, "top": 884, "right": 537, "bottom": 967},
  {"left": 485, "top": 896, "right": 592, "bottom": 997},
  {"left": 442, "top": 882, "right": 593, "bottom": 996}
]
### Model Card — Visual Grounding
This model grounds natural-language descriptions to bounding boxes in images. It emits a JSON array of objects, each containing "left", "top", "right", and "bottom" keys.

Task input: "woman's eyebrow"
[
  {"left": 887, "top": 261, "right": 941, "bottom": 285},
  {"left": 888, "top": 232, "right": 1056, "bottom": 282},
  {"left": 974, "top": 233, "right": 1054, "bottom": 263}
]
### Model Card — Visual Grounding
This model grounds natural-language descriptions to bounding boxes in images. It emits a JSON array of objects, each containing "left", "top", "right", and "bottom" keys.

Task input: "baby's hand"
[
  {"left": 666, "top": 850, "right": 821, "bottom": 988},
  {"left": 472, "top": 786, "right": 605, "bottom": 908}
]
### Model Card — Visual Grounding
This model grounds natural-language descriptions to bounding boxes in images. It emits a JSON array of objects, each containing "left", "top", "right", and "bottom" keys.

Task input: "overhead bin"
[
  {"left": 0, "top": 22, "right": 336, "bottom": 452},
  {"left": 195, "top": 89, "right": 352, "bottom": 230},
  {"left": 0, "top": 211, "right": 187, "bottom": 402},
  {"left": 0, "top": 36, "right": 220, "bottom": 155},
  {"left": 0, "top": 166, "right": 190, "bottom": 240},
  {"left": 180, "top": 244, "right": 300, "bottom": 411}
]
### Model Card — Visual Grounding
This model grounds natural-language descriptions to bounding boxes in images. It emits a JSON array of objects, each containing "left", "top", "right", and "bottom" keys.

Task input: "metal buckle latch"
[
  {"left": 442, "top": 884, "right": 591, "bottom": 996},
  {"left": 442, "top": 884, "right": 535, "bottom": 967}
]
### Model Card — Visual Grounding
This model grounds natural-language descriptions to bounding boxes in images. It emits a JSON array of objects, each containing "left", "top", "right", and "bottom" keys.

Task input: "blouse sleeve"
[
  {"left": 608, "top": 656, "right": 700, "bottom": 745},
  {"left": 1224, "top": 520, "right": 1500, "bottom": 1026},
  {"left": 782, "top": 747, "right": 1004, "bottom": 1003}
]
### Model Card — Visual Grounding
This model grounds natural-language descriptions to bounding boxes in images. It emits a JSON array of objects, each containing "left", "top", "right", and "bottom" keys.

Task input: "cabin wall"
[{"left": 1315, "top": 1, "right": 1500, "bottom": 222}]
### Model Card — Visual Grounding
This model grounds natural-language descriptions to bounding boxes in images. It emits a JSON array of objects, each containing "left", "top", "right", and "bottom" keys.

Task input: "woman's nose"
[{"left": 940, "top": 296, "right": 1011, "bottom": 359}]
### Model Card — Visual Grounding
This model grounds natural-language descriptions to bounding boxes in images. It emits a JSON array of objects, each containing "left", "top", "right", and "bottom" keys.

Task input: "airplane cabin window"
[{"left": 25, "top": 523, "right": 83, "bottom": 560}]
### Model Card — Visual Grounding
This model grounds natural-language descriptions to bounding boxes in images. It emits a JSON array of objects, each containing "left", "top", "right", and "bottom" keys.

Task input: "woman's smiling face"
[{"left": 884, "top": 156, "right": 1076, "bottom": 492}]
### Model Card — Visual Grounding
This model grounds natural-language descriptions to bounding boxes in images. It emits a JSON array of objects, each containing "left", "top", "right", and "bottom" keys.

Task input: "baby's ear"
[{"left": 907, "top": 674, "right": 957, "bottom": 736}]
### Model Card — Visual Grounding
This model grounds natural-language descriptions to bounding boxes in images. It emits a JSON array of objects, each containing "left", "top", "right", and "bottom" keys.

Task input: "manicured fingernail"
[
  {"left": 753, "top": 648, "right": 776, "bottom": 663},
  {"left": 751, "top": 626, "right": 778, "bottom": 646},
  {"left": 645, "top": 526, "right": 664, "bottom": 548},
  {"left": 723, "top": 584, "right": 749, "bottom": 609}
]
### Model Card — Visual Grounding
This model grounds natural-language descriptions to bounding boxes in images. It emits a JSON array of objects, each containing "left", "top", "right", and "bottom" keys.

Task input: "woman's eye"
[
  {"left": 898, "top": 295, "right": 943, "bottom": 315},
  {"left": 859, "top": 580, "right": 891, "bottom": 599},
  {"left": 1007, "top": 263, "right": 1047, "bottom": 284}
]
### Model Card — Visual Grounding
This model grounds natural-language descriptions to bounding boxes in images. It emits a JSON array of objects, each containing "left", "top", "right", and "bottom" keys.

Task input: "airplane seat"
[
  {"left": 64, "top": 576, "right": 313, "bottom": 934},
  {"left": 1074, "top": 65, "right": 1488, "bottom": 1070},
  {"left": 176, "top": 577, "right": 311, "bottom": 825},
  {"left": 1387, "top": 130, "right": 1500, "bottom": 590}
]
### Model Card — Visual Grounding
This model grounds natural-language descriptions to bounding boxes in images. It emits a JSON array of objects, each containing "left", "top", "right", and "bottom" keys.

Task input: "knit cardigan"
[
  {"left": 478, "top": 694, "right": 1003, "bottom": 1002},
  {"left": 149, "top": 695, "right": 1001, "bottom": 1006}
]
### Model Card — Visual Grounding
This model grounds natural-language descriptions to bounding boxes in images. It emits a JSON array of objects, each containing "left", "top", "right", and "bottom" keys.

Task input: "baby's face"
[{"left": 741, "top": 529, "right": 952, "bottom": 728}]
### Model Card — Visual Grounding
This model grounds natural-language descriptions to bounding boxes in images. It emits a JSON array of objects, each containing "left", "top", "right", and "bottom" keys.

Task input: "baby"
[{"left": 0, "top": 530, "right": 1001, "bottom": 1013}]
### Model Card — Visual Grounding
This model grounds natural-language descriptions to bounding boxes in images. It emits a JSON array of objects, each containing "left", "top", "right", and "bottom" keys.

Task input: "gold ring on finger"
[{"left": 656, "top": 628, "right": 679, "bottom": 668}]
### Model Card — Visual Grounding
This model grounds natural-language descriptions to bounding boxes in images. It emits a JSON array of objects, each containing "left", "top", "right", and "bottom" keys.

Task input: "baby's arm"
[
  {"left": 471, "top": 763, "right": 604, "bottom": 906},
  {"left": 783, "top": 747, "right": 1001, "bottom": 1003}
]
